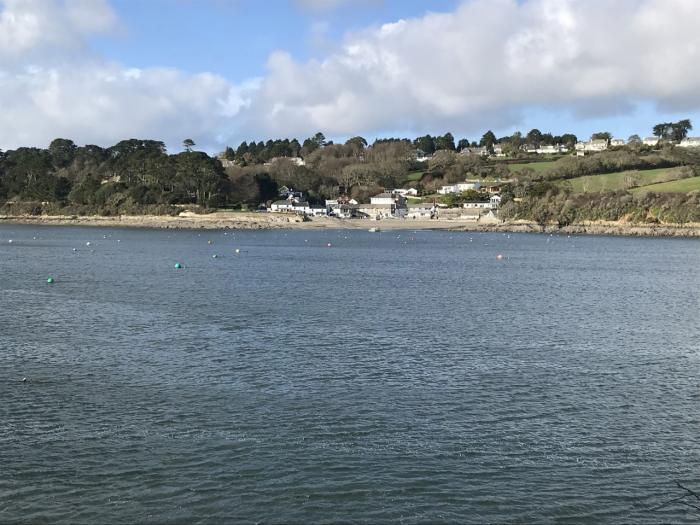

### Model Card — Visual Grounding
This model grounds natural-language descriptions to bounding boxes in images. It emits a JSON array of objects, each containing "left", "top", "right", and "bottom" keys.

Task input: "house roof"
[
  {"left": 373, "top": 192, "right": 395, "bottom": 199},
  {"left": 358, "top": 203, "right": 393, "bottom": 209}
]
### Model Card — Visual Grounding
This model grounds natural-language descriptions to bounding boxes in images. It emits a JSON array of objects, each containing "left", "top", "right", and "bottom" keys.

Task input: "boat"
[{"left": 368, "top": 227, "right": 380, "bottom": 233}]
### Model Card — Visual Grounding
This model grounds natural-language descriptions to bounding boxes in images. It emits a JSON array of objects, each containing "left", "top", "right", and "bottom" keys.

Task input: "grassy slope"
[
  {"left": 630, "top": 176, "right": 700, "bottom": 194},
  {"left": 559, "top": 167, "right": 687, "bottom": 193},
  {"left": 507, "top": 161, "right": 557, "bottom": 173}
]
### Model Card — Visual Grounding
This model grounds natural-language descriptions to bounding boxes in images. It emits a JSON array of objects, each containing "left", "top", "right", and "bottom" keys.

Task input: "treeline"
[
  {"left": 0, "top": 139, "right": 232, "bottom": 215},
  {"left": 1, "top": 133, "right": 698, "bottom": 217}
]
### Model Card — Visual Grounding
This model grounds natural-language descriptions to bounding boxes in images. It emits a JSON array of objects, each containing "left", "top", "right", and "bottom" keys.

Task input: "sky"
[{"left": 0, "top": 0, "right": 699, "bottom": 153}]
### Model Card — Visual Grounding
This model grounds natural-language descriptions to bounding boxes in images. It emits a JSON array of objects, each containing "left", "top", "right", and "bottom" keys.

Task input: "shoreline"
[{"left": 1, "top": 213, "right": 699, "bottom": 237}]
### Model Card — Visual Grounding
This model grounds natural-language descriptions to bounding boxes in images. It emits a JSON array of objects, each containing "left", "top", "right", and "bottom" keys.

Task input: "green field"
[
  {"left": 630, "top": 176, "right": 700, "bottom": 194},
  {"left": 560, "top": 167, "right": 687, "bottom": 193},
  {"left": 506, "top": 161, "right": 557, "bottom": 174},
  {"left": 405, "top": 171, "right": 424, "bottom": 182}
]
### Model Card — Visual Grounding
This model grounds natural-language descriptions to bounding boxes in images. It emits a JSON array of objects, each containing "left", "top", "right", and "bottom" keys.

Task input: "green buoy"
[
  {"left": 46, "top": 277, "right": 54, "bottom": 284},
  {"left": 174, "top": 262, "right": 182, "bottom": 269}
]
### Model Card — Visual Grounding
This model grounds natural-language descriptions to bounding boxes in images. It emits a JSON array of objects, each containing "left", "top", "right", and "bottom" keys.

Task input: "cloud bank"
[{"left": 0, "top": 0, "right": 698, "bottom": 151}]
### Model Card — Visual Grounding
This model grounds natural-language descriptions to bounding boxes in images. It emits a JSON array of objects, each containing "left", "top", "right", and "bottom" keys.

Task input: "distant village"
[{"left": 254, "top": 132, "right": 699, "bottom": 222}]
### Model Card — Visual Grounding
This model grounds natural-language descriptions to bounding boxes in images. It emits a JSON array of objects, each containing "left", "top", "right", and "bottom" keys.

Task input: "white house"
[
  {"left": 391, "top": 188, "right": 418, "bottom": 197},
  {"left": 460, "top": 147, "right": 489, "bottom": 157},
  {"left": 575, "top": 139, "right": 608, "bottom": 154},
  {"left": 370, "top": 192, "right": 400, "bottom": 205},
  {"left": 643, "top": 137, "right": 660, "bottom": 146},
  {"left": 357, "top": 203, "right": 394, "bottom": 220},
  {"left": 492, "top": 145, "right": 506, "bottom": 157},
  {"left": 270, "top": 198, "right": 311, "bottom": 215},
  {"left": 406, "top": 202, "right": 436, "bottom": 219},
  {"left": 490, "top": 194, "right": 502, "bottom": 209},
  {"left": 536, "top": 144, "right": 567, "bottom": 154},
  {"left": 678, "top": 137, "right": 700, "bottom": 148},
  {"left": 437, "top": 181, "right": 481, "bottom": 195},
  {"left": 610, "top": 138, "right": 626, "bottom": 147}
]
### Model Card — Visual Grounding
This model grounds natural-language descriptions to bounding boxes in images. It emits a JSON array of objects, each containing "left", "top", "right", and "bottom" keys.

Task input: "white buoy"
[
  {"left": 234, "top": 248, "right": 240, "bottom": 254},
  {"left": 86, "top": 241, "right": 91, "bottom": 246},
  {"left": 8, "top": 239, "right": 12, "bottom": 244}
]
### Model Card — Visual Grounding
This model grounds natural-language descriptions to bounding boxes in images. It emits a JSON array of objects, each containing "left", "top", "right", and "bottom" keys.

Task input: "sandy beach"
[{"left": 1, "top": 212, "right": 699, "bottom": 237}]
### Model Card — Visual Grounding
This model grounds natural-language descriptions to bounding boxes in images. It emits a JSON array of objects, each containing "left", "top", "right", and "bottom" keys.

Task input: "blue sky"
[{"left": 0, "top": 0, "right": 698, "bottom": 152}]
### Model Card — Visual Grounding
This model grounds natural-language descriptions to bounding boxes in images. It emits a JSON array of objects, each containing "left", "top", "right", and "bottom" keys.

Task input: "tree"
[
  {"left": 526, "top": 129, "right": 543, "bottom": 148},
  {"left": 48, "top": 138, "right": 76, "bottom": 169},
  {"left": 413, "top": 135, "right": 436, "bottom": 155},
  {"left": 457, "top": 138, "right": 470, "bottom": 151},
  {"left": 591, "top": 132, "right": 611, "bottom": 141},
  {"left": 183, "top": 138, "right": 195, "bottom": 152},
  {"left": 435, "top": 132, "right": 456, "bottom": 151},
  {"left": 479, "top": 130, "right": 497, "bottom": 151},
  {"left": 311, "top": 132, "right": 326, "bottom": 147},
  {"left": 628, "top": 134, "right": 641, "bottom": 144},
  {"left": 672, "top": 119, "right": 692, "bottom": 141}
]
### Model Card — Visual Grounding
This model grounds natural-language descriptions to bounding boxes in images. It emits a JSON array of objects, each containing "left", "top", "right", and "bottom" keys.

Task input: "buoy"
[
  {"left": 8, "top": 239, "right": 12, "bottom": 243},
  {"left": 327, "top": 242, "right": 332, "bottom": 247},
  {"left": 85, "top": 241, "right": 91, "bottom": 246},
  {"left": 46, "top": 277, "right": 54, "bottom": 284},
  {"left": 21, "top": 377, "right": 27, "bottom": 383},
  {"left": 234, "top": 249, "right": 240, "bottom": 254},
  {"left": 72, "top": 248, "right": 77, "bottom": 252},
  {"left": 208, "top": 240, "right": 212, "bottom": 245},
  {"left": 212, "top": 254, "right": 218, "bottom": 258},
  {"left": 496, "top": 254, "right": 504, "bottom": 260},
  {"left": 174, "top": 263, "right": 183, "bottom": 269}
]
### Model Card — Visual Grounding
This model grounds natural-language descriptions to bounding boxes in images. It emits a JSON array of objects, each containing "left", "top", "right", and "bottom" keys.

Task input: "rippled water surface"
[{"left": 1, "top": 225, "right": 699, "bottom": 523}]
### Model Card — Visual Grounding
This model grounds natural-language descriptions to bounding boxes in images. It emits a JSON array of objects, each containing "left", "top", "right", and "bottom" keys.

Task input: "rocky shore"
[{"left": 1, "top": 212, "right": 699, "bottom": 237}]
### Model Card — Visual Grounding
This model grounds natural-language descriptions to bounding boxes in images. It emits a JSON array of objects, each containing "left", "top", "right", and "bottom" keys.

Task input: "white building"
[
  {"left": 536, "top": 144, "right": 567, "bottom": 154},
  {"left": 610, "top": 138, "right": 626, "bottom": 147},
  {"left": 678, "top": 137, "right": 700, "bottom": 148},
  {"left": 490, "top": 194, "right": 502, "bottom": 209},
  {"left": 643, "top": 137, "right": 660, "bottom": 146},
  {"left": 270, "top": 198, "right": 311, "bottom": 215},
  {"left": 437, "top": 181, "right": 481, "bottom": 195},
  {"left": 371, "top": 192, "right": 400, "bottom": 205},
  {"left": 391, "top": 188, "right": 418, "bottom": 197},
  {"left": 575, "top": 139, "right": 609, "bottom": 154},
  {"left": 406, "top": 202, "right": 436, "bottom": 219},
  {"left": 462, "top": 202, "right": 491, "bottom": 209},
  {"left": 357, "top": 203, "right": 394, "bottom": 220}
]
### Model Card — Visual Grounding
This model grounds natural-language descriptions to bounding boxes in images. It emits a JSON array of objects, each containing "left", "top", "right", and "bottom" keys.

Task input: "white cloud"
[
  {"left": 0, "top": 0, "right": 255, "bottom": 151},
  {"left": 243, "top": 0, "right": 700, "bottom": 139},
  {"left": 0, "top": 0, "right": 699, "bottom": 151}
]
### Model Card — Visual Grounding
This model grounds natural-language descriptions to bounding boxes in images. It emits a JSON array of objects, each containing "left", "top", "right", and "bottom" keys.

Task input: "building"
[
  {"left": 370, "top": 192, "right": 400, "bottom": 205},
  {"left": 270, "top": 197, "right": 311, "bottom": 215},
  {"left": 575, "top": 139, "right": 609, "bottom": 154},
  {"left": 437, "top": 181, "right": 481, "bottom": 195},
  {"left": 414, "top": 149, "right": 432, "bottom": 162},
  {"left": 391, "top": 188, "right": 418, "bottom": 197},
  {"left": 406, "top": 202, "right": 436, "bottom": 219},
  {"left": 492, "top": 145, "right": 506, "bottom": 157},
  {"left": 610, "top": 138, "right": 626, "bottom": 147},
  {"left": 460, "top": 146, "right": 489, "bottom": 157},
  {"left": 462, "top": 201, "right": 491, "bottom": 209},
  {"left": 678, "top": 137, "right": 700, "bottom": 148},
  {"left": 490, "top": 194, "right": 502, "bottom": 209},
  {"left": 536, "top": 144, "right": 568, "bottom": 154},
  {"left": 643, "top": 137, "right": 660, "bottom": 146},
  {"left": 219, "top": 159, "right": 236, "bottom": 168},
  {"left": 356, "top": 203, "right": 394, "bottom": 220}
]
